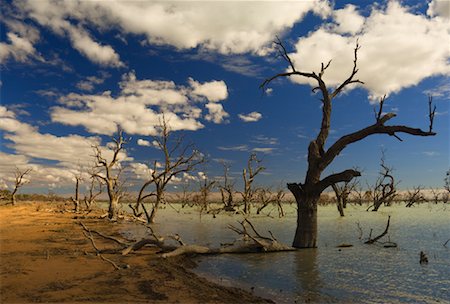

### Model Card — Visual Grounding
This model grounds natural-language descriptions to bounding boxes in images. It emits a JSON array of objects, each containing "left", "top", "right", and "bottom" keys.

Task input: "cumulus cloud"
[
  {"left": 15, "top": 0, "right": 330, "bottom": 57},
  {"left": 427, "top": 0, "right": 450, "bottom": 18},
  {"left": 238, "top": 111, "right": 262, "bottom": 122},
  {"left": 0, "top": 17, "right": 43, "bottom": 64},
  {"left": 52, "top": 72, "right": 229, "bottom": 135},
  {"left": 137, "top": 139, "right": 151, "bottom": 147},
  {"left": 288, "top": 1, "right": 450, "bottom": 100},
  {"left": 205, "top": 103, "right": 229, "bottom": 124},
  {"left": 0, "top": 106, "right": 131, "bottom": 189},
  {"left": 14, "top": 0, "right": 123, "bottom": 67},
  {"left": 76, "top": 73, "right": 109, "bottom": 92},
  {"left": 189, "top": 78, "right": 228, "bottom": 102}
]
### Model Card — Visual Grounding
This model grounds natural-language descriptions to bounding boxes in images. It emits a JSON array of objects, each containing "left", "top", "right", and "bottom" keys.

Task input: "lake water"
[{"left": 123, "top": 203, "right": 450, "bottom": 303}]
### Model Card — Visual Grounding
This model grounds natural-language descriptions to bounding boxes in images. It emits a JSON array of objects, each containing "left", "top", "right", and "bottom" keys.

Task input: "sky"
[{"left": 0, "top": 0, "right": 449, "bottom": 195}]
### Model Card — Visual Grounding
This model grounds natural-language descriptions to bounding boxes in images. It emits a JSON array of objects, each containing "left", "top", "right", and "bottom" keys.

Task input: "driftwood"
[
  {"left": 364, "top": 216, "right": 397, "bottom": 247},
  {"left": 79, "top": 222, "right": 123, "bottom": 270},
  {"left": 79, "top": 219, "right": 295, "bottom": 261}
]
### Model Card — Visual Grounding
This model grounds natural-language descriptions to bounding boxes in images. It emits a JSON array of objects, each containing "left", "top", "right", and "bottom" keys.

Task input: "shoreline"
[{"left": 0, "top": 202, "right": 273, "bottom": 303}]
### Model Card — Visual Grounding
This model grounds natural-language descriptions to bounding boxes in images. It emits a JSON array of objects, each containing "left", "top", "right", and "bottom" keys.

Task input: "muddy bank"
[{"left": 0, "top": 202, "right": 272, "bottom": 303}]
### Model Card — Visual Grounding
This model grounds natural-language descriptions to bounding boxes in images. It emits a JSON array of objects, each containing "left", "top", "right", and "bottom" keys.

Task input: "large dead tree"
[
  {"left": 239, "top": 153, "right": 265, "bottom": 214},
  {"left": 10, "top": 167, "right": 32, "bottom": 205},
  {"left": 131, "top": 116, "right": 204, "bottom": 224},
  {"left": 92, "top": 127, "right": 127, "bottom": 220},
  {"left": 261, "top": 39, "right": 436, "bottom": 248}
]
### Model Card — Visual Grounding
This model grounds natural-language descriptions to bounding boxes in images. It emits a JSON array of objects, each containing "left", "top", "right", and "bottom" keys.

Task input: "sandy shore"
[{"left": 0, "top": 202, "right": 272, "bottom": 303}]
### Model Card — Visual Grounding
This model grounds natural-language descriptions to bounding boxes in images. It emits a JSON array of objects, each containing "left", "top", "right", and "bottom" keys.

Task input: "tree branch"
[{"left": 316, "top": 169, "right": 361, "bottom": 193}]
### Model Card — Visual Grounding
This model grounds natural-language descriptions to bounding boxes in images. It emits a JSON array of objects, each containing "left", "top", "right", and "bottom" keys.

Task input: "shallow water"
[{"left": 123, "top": 203, "right": 450, "bottom": 303}]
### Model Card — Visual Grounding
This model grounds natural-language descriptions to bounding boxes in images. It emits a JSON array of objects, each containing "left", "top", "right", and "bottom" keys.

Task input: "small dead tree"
[
  {"left": 131, "top": 116, "right": 204, "bottom": 223},
  {"left": 256, "top": 187, "right": 286, "bottom": 217},
  {"left": 84, "top": 174, "right": 104, "bottom": 211},
  {"left": 261, "top": 39, "right": 435, "bottom": 248},
  {"left": 70, "top": 167, "right": 84, "bottom": 212},
  {"left": 10, "top": 167, "right": 32, "bottom": 205},
  {"left": 331, "top": 174, "right": 359, "bottom": 216},
  {"left": 219, "top": 162, "right": 235, "bottom": 211},
  {"left": 429, "top": 188, "right": 441, "bottom": 204},
  {"left": 367, "top": 151, "right": 397, "bottom": 211},
  {"left": 194, "top": 177, "right": 216, "bottom": 215},
  {"left": 405, "top": 186, "right": 426, "bottom": 207},
  {"left": 92, "top": 127, "right": 127, "bottom": 220},
  {"left": 176, "top": 182, "right": 193, "bottom": 208},
  {"left": 239, "top": 153, "right": 265, "bottom": 214}
]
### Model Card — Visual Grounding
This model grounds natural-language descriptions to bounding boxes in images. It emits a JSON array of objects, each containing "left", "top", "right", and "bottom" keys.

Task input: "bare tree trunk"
[
  {"left": 289, "top": 184, "right": 318, "bottom": 248},
  {"left": 148, "top": 192, "right": 162, "bottom": 224},
  {"left": 11, "top": 191, "right": 17, "bottom": 206},
  {"left": 108, "top": 196, "right": 119, "bottom": 220}
]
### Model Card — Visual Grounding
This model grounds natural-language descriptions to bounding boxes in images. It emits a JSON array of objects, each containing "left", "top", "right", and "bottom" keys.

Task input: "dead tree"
[
  {"left": 131, "top": 116, "right": 204, "bottom": 223},
  {"left": 219, "top": 162, "right": 236, "bottom": 212},
  {"left": 445, "top": 169, "right": 450, "bottom": 194},
  {"left": 193, "top": 177, "right": 216, "bottom": 214},
  {"left": 70, "top": 167, "right": 83, "bottom": 212},
  {"left": 92, "top": 127, "right": 127, "bottom": 220},
  {"left": 331, "top": 175, "right": 358, "bottom": 216},
  {"left": 239, "top": 153, "right": 265, "bottom": 214},
  {"left": 261, "top": 39, "right": 436, "bottom": 248},
  {"left": 10, "top": 167, "right": 32, "bottom": 205},
  {"left": 366, "top": 151, "right": 397, "bottom": 211},
  {"left": 84, "top": 174, "right": 104, "bottom": 211},
  {"left": 176, "top": 182, "right": 193, "bottom": 208},
  {"left": 256, "top": 188, "right": 286, "bottom": 217},
  {"left": 405, "top": 186, "right": 426, "bottom": 207},
  {"left": 80, "top": 218, "right": 295, "bottom": 259},
  {"left": 429, "top": 188, "right": 441, "bottom": 204}
]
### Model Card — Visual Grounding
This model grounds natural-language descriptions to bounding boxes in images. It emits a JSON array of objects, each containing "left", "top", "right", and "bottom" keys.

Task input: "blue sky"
[{"left": 0, "top": 0, "right": 449, "bottom": 194}]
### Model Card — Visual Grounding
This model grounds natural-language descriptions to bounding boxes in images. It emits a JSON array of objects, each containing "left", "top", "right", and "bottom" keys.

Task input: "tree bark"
[
  {"left": 289, "top": 184, "right": 319, "bottom": 248},
  {"left": 108, "top": 197, "right": 119, "bottom": 220}
]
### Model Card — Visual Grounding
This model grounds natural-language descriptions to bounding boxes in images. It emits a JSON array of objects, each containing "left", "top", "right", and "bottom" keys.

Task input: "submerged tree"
[
  {"left": 131, "top": 116, "right": 204, "bottom": 223},
  {"left": 219, "top": 161, "right": 236, "bottom": 211},
  {"left": 10, "top": 167, "right": 32, "bottom": 205},
  {"left": 366, "top": 150, "right": 397, "bottom": 211},
  {"left": 261, "top": 40, "right": 436, "bottom": 248},
  {"left": 92, "top": 127, "right": 127, "bottom": 220},
  {"left": 331, "top": 173, "right": 359, "bottom": 216},
  {"left": 239, "top": 153, "right": 265, "bottom": 214}
]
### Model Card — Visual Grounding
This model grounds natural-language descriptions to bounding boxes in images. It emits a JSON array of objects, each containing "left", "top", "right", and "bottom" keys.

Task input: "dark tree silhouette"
[
  {"left": 261, "top": 39, "right": 436, "bottom": 248},
  {"left": 10, "top": 167, "right": 32, "bottom": 205}
]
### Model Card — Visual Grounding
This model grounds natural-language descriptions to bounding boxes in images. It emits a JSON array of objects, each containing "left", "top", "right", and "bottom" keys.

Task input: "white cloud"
[
  {"left": 0, "top": 32, "right": 41, "bottom": 63},
  {"left": 0, "top": 106, "right": 132, "bottom": 188},
  {"left": 137, "top": 139, "right": 151, "bottom": 147},
  {"left": 205, "top": 103, "right": 229, "bottom": 124},
  {"left": 218, "top": 145, "right": 249, "bottom": 152},
  {"left": 53, "top": 72, "right": 229, "bottom": 134},
  {"left": 288, "top": 1, "right": 450, "bottom": 100},
  {"left": 189, "top": 78, "right": 228, "bottom": 102},
  {"left": 16, "top": 0, "right": 331, "bottom": 57},
  {"left": 252, "top": 147, "right": 276, "bottom": 154},
  {"left": 14, "top": 0, "right": 123, "bottom": 67},
  {"left": 76, "top": 74, "right": 109, "bottom": 92},
  {"left": 332, "top": 4, "right": 365, "bottom": 35},
  {"left": 238, "top": 111, "right": 262, "bottom": 122},
  {"left": 427, "top": 0, "right": 450, "bottom": 19},
  {"left": 66, "top": 26, "right": 124, "bottom": 67}
]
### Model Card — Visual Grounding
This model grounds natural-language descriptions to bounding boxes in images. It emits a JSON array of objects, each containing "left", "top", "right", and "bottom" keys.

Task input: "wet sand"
[{"left": 0, "top": 202, "right": 272, "bottom": 303}]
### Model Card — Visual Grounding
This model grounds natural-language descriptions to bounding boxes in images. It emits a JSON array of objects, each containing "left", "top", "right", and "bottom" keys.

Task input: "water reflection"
[{"left": 294, "top": 249, "right": 322, "bottom": 303}]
